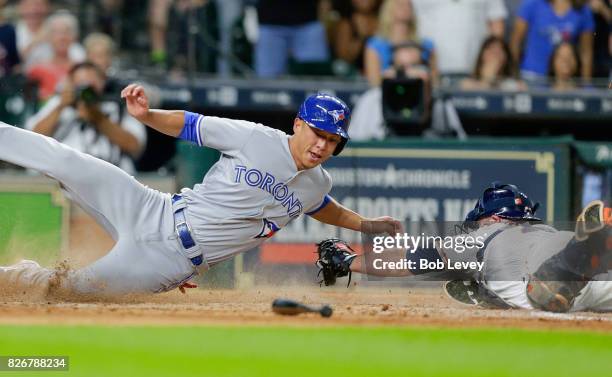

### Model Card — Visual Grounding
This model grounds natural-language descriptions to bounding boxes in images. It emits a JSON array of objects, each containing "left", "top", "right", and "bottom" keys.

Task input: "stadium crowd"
[
  {"left": 0, "top": 0, "right": 610, "bottom": 171},
  {"left": 0, "top": 0, "right": 609, "bottom": 85}
]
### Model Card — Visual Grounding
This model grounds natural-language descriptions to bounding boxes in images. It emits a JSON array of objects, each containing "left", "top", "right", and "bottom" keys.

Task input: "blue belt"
[{"left": 172, "top": 194, "right": 204, "bottom": 267}]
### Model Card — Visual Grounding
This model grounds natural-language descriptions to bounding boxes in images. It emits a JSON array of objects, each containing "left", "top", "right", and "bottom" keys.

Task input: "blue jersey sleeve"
[{"left": 178, "top": 111, "right": 204, "bottom": 146}]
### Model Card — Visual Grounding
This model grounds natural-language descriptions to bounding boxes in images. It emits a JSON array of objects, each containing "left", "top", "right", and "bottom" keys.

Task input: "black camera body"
[
  {"left": 74, "top": 84, "right": 100, "bottom": 105},
  {"left": 382, "top": 77, "right": 428, "bottom": 135}
]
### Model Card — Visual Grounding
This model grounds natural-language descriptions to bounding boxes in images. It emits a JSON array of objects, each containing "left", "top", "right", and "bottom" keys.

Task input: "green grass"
[{"left": 0, "top": 325, "right": 610, "bottom": 377}]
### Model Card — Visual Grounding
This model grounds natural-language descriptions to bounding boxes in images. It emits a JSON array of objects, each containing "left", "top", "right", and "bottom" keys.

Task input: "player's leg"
[
  {"left": 63, "top": 233, "right": 196, "bottom": 295},
  {"left": 64, "top": 196, "right": 195, "bottom": 295},
  {"left": 571, "top": 275, "right": 612, "bottom": 312},
  {"left": 0, "top": 260, "right": 54, "bottom": 298},
  {"left": 0, "top": 122, "right": 162, "bottom": 233},
  {"left": 1, "top": 193, "right": 193, "bottom": 297},
  {"left": 255, "top": 25, "right": 289, "bottom": 77},
  {"left": 527, "top": 201, "right": 612, "bottom": 312},
  {"left": 0, "top": 242, "right": 195, "bottom": 297},
  {"left": 291, "top": 21, "right": 329, "bottom": 64}
]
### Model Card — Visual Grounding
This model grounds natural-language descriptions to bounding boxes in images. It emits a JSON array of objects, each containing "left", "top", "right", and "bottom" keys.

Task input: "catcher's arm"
[
  {"left": 316, "top": 236, "right": 449, "bottom": 286},
  {"left": 350, "top": 247, "right": 415, "bottom": 277}
]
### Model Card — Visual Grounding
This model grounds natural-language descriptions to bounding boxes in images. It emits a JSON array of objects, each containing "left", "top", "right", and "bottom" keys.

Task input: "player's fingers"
[
  {"left": 133, "top": 86, "right": 146, "bottom": 98},
  {"left": 392, "top": 219, "right": 404, "bottom": 234},
  {"left": 124, "top": 95, "right": 136, "bottom": 105},
  {"left": 120, "top": 84, "right": 137, "bottom": 98},
  {"left": 125, "top": 84, "right": 140, "bottom": 98}
]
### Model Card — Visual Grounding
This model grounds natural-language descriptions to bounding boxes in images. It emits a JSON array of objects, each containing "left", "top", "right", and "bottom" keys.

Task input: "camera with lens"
[
  {"left": 382, "top": 77, "right": 428, "bottom": 135},
  {"left": 74, "top": 84, "right": 100, "bottom": 105}
]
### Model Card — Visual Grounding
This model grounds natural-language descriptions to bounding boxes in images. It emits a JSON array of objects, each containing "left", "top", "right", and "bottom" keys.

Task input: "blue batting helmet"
[
  {"left": 465, "top": 182, "right": 541, "bottom": 223},
  {"left": 297, "top": 93, "right": 351, "bottom": 155}
]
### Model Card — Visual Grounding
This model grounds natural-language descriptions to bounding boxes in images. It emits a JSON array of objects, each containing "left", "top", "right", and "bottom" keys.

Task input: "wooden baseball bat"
[{"left": 271, "top": 298, "right": 333, "bottom": 318}]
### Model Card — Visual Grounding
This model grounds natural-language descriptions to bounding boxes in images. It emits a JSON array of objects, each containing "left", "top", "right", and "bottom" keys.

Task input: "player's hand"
[
  {"left": 76, "top": 102, "right": 103, "bottom": 124},
  {"left": 366, "top": 216, "right": 404, "bottom": 235},
  {"left": 121, "top": 84, "right": 149, "bottom": 120},
  {"left": 178, "top": 281, "right": 198, "bottom": 294},
  {"left": 76, "top": 102, "right": 94, "bottom": 122},
  {"left": 59, "top": 80, "right": 75, "bottom": 108}
]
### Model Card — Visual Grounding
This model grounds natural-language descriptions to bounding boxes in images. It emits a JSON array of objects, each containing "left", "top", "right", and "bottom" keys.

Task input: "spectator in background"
[
  {"left": 91, "top": 0, "right": 124, "bottom": 39},
  {"left": 148, "top": 0, "right": 219, "bottom": 75},
  {"left": 84, "top": 32, "right": 121, "bottom": 94},
  {"left": 548, "top": 41, "right": 582, "bottom": 91},
  {"left": 333, "top": 0, "right": 382, "bottom": 73},
  {"left": 26, "top": 10, "right": 85, "bottom": 102},
  {"left": 383, "top": 41, "right": 431, "bottom": 83},
  {"left": 588, "top": 0, "right": 611, "bottom": 78},
  {"left": 16, "top": 2, "right": 85, "bottom": 70},
  {"left": 461, "top": 36, "right": 526, "bottom": 91},
  {"left": 26, "top": 62, "right": 146, "bottom": 174},
  {"left": 149, "top": 0, "right": 172, "bottom": 66},
  {"left": 254, "top": 0, "right": 330, "bottom": 77},
  {"left": 411, "top": 0, "right": 507, "bottom": 76},
  {"left": 15, "top": 0, "right": 49, "bottom": 68},
  {"left": 351, "top": 41, "right": 432, "bottom": 140},
  {"left": 364, "top": 0, "right": 436, "bottom": 86},
  {"left": 84, "top": 32, "right": 114, "bottom": 74},
  {"left": 166, "top": 0, "right": 219, "bottom": 76},
  {"left": 0, "top": 0, "right": 21, "bottom": 77},
  {"left": 214, "top": 0, "right": 245, "bottom": 76},
  {"left": 510, "top": 0, "right": 594, "bottom": 82}
]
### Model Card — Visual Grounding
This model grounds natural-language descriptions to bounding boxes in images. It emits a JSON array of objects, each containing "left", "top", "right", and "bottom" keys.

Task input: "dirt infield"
[
  {"left": 3, "top": 201, "right": 610, "bottom": 332},
  {"left": 1, "top": 286, "right": 611, "bottom": 332}
]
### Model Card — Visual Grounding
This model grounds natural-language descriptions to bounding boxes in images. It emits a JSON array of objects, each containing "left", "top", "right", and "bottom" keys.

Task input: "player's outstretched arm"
[
  {"left": 310, "top": 197, "right": 363, "bottom": 231},
  {"left": 121, "top": 84, "right": 185, "bottom": 137},
  {"left": 310, "top": 197, "right": 403, "bottom": 235}
]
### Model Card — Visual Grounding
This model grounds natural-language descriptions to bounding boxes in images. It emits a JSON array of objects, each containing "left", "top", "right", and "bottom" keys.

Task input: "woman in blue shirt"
[
  {"left": 364, "top": 0, "right": 435, "bottom": 86},
  {"left": 510, "top": 0, "right": 595, "bottom": 81}
]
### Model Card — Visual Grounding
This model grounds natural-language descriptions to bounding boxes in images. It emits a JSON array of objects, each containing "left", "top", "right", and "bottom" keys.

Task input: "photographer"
[
  {"left": 26, "top": 62, "right": 146, "bottom": 174},
  {"left": 350, "top": 41, "right": 432, "bottom": 139}
]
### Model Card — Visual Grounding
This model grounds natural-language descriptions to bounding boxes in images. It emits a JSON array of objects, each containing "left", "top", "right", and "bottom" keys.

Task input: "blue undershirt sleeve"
[{"left": 178, "top": 111, "right": 203, "bottom": 145}]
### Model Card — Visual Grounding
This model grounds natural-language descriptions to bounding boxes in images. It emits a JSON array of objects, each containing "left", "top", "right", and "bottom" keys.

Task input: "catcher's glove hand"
[{"left": 316, "top": 238, "right": 358, "bottom": 287}]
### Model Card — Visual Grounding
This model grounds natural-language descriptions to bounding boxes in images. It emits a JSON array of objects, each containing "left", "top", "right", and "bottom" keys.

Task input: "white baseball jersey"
[{"left": 178, "top": 113, "right": 332, "bottom": 265}]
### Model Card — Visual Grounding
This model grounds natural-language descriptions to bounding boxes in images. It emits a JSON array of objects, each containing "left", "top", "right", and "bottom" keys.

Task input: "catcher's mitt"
[{"left": 315, "top": 238, "right": 358, "bottom": 287}]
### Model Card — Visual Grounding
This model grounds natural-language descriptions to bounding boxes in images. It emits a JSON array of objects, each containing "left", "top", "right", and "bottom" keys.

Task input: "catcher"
[{"left": 316, "top": 182, "right": 612, "bottom": 313}]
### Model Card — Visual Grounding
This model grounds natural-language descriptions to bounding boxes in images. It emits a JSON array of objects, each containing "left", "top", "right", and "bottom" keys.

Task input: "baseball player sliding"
[
  {"left": 316, "top": 182, "right": 612, "bottom": 313},
  {"left": 0, "top": 85, "right": 400, "bottom": 297}
]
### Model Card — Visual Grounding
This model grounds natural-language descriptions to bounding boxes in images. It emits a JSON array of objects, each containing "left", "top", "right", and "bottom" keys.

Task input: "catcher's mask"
[
  {"left": 462, "top": 181, "right": 541, "bottom": 230},
  {"left": 297, "top": 93, "right": 351, "bottom": 156}
]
